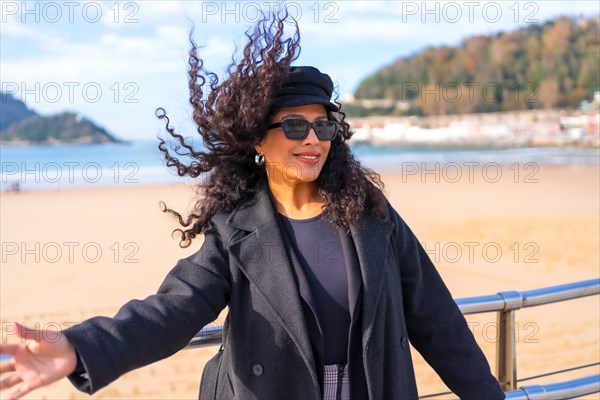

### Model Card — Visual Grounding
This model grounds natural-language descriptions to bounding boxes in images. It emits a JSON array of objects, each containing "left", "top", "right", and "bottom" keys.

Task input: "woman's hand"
[{"left": 0, "top": 322, "right": 77, "bottom": 400}]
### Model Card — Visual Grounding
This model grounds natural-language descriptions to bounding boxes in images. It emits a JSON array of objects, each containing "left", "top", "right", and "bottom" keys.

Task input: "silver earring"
[{"left": 255, "top": 153, "right": 265, "bottom": 166}]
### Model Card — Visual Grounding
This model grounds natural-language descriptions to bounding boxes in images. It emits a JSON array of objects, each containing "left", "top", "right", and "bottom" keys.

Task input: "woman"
[{"left": 0, "top": 13, "right": 505, "bottom": 400}]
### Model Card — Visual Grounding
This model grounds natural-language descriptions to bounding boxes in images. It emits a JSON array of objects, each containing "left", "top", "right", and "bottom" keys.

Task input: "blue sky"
[{"left": 1, "top": 1, "right": 599, "bottom": 140}]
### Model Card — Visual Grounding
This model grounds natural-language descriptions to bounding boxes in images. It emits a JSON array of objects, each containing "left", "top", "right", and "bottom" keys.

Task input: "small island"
[{"left": 0, "top": 93, "right": 120, "bottom": 145}]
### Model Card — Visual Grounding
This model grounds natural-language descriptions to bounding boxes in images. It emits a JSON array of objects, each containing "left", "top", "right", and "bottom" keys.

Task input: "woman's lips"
[{"left": 293, "top": 153, "right": 320, "bottom": 164}]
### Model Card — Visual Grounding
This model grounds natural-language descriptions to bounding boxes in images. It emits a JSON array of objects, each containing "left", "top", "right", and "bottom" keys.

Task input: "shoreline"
[
  {"left": 2, "top": 159, "right": 598, "bottom": 194},
  {"left": 2, "top": 141, "right": 599, "bottom": 149}
]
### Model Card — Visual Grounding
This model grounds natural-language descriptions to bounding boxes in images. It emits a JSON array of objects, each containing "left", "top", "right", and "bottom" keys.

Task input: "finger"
[
  {"left": 0, "top": 343, "right": 20, "bottom": 356},
  {"left": 0, "top": 373, "right": 23, "bottom": 390},
  {"left": 14, "top": 323, "right": 41, "bottom": 343},
  {"left": 7, "top": 383, "right": 32, "bottom": 400},
  {"left": 0, "top": 358, "right": 16, "bottom": 374}
]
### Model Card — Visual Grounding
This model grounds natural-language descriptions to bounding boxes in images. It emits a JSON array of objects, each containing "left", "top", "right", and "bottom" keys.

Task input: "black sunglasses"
[{"left": 267, "top": 119, "right": 339, "bottom": 141}]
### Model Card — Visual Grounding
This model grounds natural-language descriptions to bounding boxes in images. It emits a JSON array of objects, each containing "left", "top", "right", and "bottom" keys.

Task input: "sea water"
[{"left": 1, "top": 140, "right": 598, "bottom": 191}]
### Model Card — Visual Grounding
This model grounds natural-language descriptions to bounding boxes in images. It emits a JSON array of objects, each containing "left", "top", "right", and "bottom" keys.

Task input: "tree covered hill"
[
  {"left": 0, "top": 93, "right": 36, "bottom": 130},
  {"left": 350, "top": 16, "right": 599, "bottom": 117},
  {"left": 0, "top": 93, "right": 119, "bottom": 145}
]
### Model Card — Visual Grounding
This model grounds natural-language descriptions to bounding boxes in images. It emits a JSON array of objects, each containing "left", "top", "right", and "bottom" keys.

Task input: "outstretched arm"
[
  {"left": 0, "top": 323, "right": 77, "bottom": 400},
  {"left": 1, "top": 220, "right": 231, "bottom": 398},
  {"left": 388, "top": 204, "right": 505, "bottom": 400},
  {"left": 61, "top": 221, "right": 231, "bottom": 393}
]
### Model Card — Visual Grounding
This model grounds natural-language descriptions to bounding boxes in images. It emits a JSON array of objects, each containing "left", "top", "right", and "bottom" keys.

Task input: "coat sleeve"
[
  {"left": 388, "top": 204, "right": 505, "bottom": 400},
  {"left": 62, "top": 220, "right": 231, "bottom": 394}
]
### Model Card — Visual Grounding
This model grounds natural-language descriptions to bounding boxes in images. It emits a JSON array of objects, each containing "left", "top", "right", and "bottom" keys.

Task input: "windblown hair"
[{"left": 158, "top": 11, "right": 387, "bottom": 248}]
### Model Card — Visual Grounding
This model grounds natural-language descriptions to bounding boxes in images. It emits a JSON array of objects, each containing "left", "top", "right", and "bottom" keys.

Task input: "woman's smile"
[{"left": 293, "top": 151, "right": 321, "bottom": 164}]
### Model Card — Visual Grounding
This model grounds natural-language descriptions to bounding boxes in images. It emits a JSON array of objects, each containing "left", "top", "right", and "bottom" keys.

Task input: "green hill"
[
  {"left": 0, "top": 93, "right": 119, "bottom": 145},
  {"left": 350, "top": 16, "right": 600, "bottom": 117},
  {"left": 0, "top": 93, "right": 37, "bottom": 130},
  {"left": 1, "top": 111, "right": 119, "bottom": 145}
]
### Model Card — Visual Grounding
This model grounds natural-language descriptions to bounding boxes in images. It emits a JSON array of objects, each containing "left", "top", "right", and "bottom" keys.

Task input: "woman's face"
[{"left": 255, "top": 103, "right": 332, "bottom": 185}]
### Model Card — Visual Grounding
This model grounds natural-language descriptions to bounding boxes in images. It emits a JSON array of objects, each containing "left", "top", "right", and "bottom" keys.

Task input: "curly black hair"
[{"left": 157, "top": 11, "right": 387, "bottom": 248}]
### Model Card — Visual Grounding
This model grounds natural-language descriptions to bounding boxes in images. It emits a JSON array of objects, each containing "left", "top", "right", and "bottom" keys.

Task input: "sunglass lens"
[
  {"left": 314, "top": 121, "right": 338, "bottom": 141},
  {"left": 281, "top": 119, "right": 310, "bottom": 140}
]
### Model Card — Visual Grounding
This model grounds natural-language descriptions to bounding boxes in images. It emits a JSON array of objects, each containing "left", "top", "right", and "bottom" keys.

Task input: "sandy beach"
[{"left": 1, "top": 163, "right": 598, "bottom": 399}]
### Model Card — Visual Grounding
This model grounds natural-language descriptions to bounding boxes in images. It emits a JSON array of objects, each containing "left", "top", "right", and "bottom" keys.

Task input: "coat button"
[
  {"left": 252, "top": 364, "right": 263, "bottom": 376},
  {"left": 401, "top": 336, "right": 409, "bottom": 348}
]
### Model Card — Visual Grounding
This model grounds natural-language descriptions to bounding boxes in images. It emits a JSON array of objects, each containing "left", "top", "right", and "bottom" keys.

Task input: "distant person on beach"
[
  {"left": 5, "top": 180, "right": 20, "bottom": 193},
  {"left": 0, "top": 12, "right": 505, "bottom": 400}
]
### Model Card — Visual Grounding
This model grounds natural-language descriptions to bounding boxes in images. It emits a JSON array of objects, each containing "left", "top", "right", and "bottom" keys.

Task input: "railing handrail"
[
  {"left": 503, "top": 374, "right": 600, "bottom": 400},
  {"left": 185, "top": 279, "right": 600, "bottom": 397},
  {"left": 186, "top": 278, "right": 600, "bottom": 347},
  {"left": 186, "top": 325, "right": 222, "bottom": 349},
  {"left": 456, "top": 278, "right": 600, "bottom": 314}
]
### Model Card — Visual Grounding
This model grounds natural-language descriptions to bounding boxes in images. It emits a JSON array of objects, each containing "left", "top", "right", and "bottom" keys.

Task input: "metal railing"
[
  {"left": 503, "top": 374, "right": 600, "bottom": 400},
  {"left": 185, "top": 278, "right": 600, "bottom": 398},
  {"left": 456, "top": 278, "right": 600, "bottom": 391},
  {"left": 186, "top": 325, "right": 223, "bottom": 348}
]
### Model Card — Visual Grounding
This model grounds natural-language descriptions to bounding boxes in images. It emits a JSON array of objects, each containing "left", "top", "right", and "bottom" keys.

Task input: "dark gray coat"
[{"left": 64, "top": 180, "right": 505, "bottom": 399}]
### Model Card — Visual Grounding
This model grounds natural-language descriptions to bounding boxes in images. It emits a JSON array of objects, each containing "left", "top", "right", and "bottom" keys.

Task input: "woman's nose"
[{"left": 302, "top": 127, "right": 319, "bottom": 144}]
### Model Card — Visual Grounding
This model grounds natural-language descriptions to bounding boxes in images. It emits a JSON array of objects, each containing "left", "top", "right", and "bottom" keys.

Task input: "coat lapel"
[
  {"left": 225, "top": 180, "right": 318, "bottom": 383},
  {"left": 349, "top": 211, "right": 394, "bottom": 335}
]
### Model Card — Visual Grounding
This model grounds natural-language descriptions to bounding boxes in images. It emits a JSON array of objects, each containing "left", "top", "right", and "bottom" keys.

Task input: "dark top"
[{"left": 277, "top": 212, "right": 352, "bottom": 364}]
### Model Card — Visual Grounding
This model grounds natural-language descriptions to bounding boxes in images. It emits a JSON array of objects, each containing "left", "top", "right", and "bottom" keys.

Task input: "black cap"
[{"left": 270, "top": 66, "right": 339, "bottom": 112}]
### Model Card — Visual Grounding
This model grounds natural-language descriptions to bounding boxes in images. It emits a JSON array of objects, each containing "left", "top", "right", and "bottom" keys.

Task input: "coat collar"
[{"left": 225, "top": 178, "right": 393, "bottom": 376}]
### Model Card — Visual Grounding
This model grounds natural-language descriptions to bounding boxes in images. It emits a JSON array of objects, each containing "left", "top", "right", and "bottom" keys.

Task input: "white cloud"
[
  {"left": 0, "top": 21, "right": 39, "bottom": 38},
  {"left": 156, "top": 25, "right": 188, "bottom": 41},
  {"left": 2, "top": 0, "right": 598, "bottom": 140}
]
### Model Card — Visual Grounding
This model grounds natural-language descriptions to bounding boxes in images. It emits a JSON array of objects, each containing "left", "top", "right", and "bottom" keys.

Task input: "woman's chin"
[
  {"left": 270, "top": 174, "right": 319, "bottom": 186},
  {"left": 269, "top": 166, "right": 322, "bottom": 184}
]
